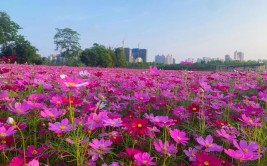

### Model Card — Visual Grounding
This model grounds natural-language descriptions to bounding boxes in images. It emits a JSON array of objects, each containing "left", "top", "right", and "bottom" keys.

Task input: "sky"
[{"left": 1, "top": 0, "right": 267, "bottom": 62}]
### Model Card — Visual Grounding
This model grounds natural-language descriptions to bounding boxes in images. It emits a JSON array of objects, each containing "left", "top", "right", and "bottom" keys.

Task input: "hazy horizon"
[{"left": 1, "top": 0, "right": 267, "bottom": 63}]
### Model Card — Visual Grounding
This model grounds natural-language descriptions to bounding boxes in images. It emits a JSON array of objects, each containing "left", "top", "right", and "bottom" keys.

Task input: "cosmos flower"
[
  {"left": 190, "top": 151, "right": 221, "bottom": 166},
  {"left": 169, "top": 129, "right": 189, "bottom": 145},
  {"left": 239, "top": 114, "right": 261, "bottom": 127},
  {"left": 48, "top": 118, "right": 72, "bottom": 134},
  {"left": 184, "top": 147, "right": 197, "bottom": 161},
  {"left": 216, "top": 129, "right": 236, "bottom": 142},
  {"left": 103, "top": 118, "right": 123, "bottom": 127},
  {"left": 153, "top": 139, "right": 177, "bottom": 156},
  {"left": 196, "top": 135, "right": 223, "bottom": 152},
  {"left": 134, "top": 152, "right": 156, "bottom": 166},
  {"left": 40, "top": 108, "right": 65, "bottom": 119},
  {"left": 7, "top": 101, "right": 30, "bottom": 115},
  {"left": 124, "top": 118, "right": 149, "bottom": 136},
  {"left": 0, "top": 126, "right": 17, "bottom": 139},
  {"left": 224, "top": 140, "right": 262, "bottom": 161},
  {"left": 88, "top": 138, "right": 112, "bottom": 161}
]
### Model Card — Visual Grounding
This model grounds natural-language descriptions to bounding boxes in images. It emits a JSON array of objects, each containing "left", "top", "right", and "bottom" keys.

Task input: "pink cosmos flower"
[
  {"left": 224, "top": 140, "right": 262, "bottom": 161},
  {"left": 184, "top": 147, "right": 197, "bottom": 161},
  {"left": 196, "top": 135, "right": 223, "bottom": 152},
  {"left": 49, "top": 96, "right": 63, "bottom": 107},
  {"left": 150, "top": 116, "right": 174, "bottom": 127},
  {"left": 0, "top": 126, "right": 17, "bottom": 139},
  {"left": 134, "top": 152, "right": 156, "bottom": 166},
  {"left": 169, "top": 129, "right": 189, "bottom": 145},
  {"left": 8, "top": 156, "right": 24, "bottom": 166},
  {"left": 28, "top": 159, "right": 39, "bottom": 166},
  {"left": 40, "top": 108, "right": 65, "bottom": 119},
  {"left": 216, "top": 129, "right": 236, "bottom": 142},
  {"left": 153, "top": 139, "right": 177, "bottom": 156},
  {"left": 103, "top": 118, "right": 123, "bottom": 127},
  {"left": 239, "top": 114, "right": 261, "bottom": 127},
  {"left": 7, "top": 101, "right": 30, "bottom": 115},
  {"left": 88, "top": 138, "right": 112, "bottom": 161},
  {"left": 134, "top": 91, "right": 150, "bottom": 102},
  {"left": 58, "top": 76, "right": 89, "bottom": 88},
  {"left": 48, "top": 118, "right": 72, "bottom": 134}
]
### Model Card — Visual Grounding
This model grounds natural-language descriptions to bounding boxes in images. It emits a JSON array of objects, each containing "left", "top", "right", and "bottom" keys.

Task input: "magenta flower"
[
  {"left": 49, "top": 96, "right": 63, "bottom": 107},
  {"left": 48, "top": 118, "right": 72, "bottom": 134},
  {"left": 134, "top": 91, "right": 150, "bottom": 102},
  {"left": 0, "top": 126, "right": 17, "bottom": 139},
  {"left": 103, "top": 118, "right": 123, "bottom": 127},
  {"left": 183, "top": 147, "right": 197, "bottom": 161},
  {"left": 169, "top": 129, "right": 189, "bottom": 145},
  {"left": 40, "top": 108, "right": 65, "bottom": 119},
  {"left": 150, "top": 116, "right": 174, "bottom": 127},
  {"left": 88, "top": 138, "right": 112, "bottom": 161},
  {"left": 153, "top": 139, "right": 177, "bottom": 156},
  {"left": 239, "top": 114, "right": 261, "bottom": 127},
  {"left": 225, "top": 140, "right": 262, "bottom": 161},
  {"left": 196, "top": 135, "right": 223, "bottom": 152},
  {"left": 216, "top": 129, "right": 236, "bottom": 142},
  {"left": 28, "top": 159, "right": 40, "bottom": 166},
  {"left": 134, "top": 152, "right": 156, "bottom": 166},
  {"left": 25, "top": 145, "right": 46, "bottom": 159},
  {"left": 7, "top": 101, "right": 30, "bottom": 115}
]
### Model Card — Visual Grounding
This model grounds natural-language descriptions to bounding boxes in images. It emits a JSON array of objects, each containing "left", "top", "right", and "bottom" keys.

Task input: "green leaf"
[{"left": 36, "top": 84, "right": 43, "bottom": 94}]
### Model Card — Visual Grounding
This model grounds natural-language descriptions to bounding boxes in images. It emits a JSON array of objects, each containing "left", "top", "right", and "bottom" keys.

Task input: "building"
[
  {"left": 225, "top": 54, "right": 231, "bottom": 61},
  {"left": 165, "top": 54, "right": 173, "bottom": 64},
  {"left": 234, "top": 51, "right": 244, "bottom": 61},
  {"left": 155, "top": 55, "right": 165, "bottom": 64},
  {"left": 173, "top": 58, "right": 176, "bottom": 64},
  {"left": 131, "top": 48, "right": 147, "bottom": 63},
  {"left": 124, "top": 48, "right": 133, "bottom": 62}
]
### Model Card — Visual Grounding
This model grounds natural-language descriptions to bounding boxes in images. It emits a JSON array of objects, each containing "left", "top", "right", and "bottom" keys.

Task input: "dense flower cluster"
[{"left": 0, "top": 64, "right": 266, "bottom": 165}]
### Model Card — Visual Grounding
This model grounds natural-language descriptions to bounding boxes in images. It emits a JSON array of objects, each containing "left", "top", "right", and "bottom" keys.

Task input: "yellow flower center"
[
  {"left": 192, "top": 107, "right": 197, "bottom": 111},
  {"left": 110, "top": 121, "right": 115, "bottom": 125},
  {"left": 0, "top": 133, "right": 7, "bottom": 138},
  {"left": 1, "top": 140, "right": 6, "bottom": 144},
  {"left": 67, "top": 82, "right": 76, "bottom": 87},
  {"left": 243, "top": 148, "right": 248, "bottom": 153},
  {"left": 17, "top": 109, "right": 21, "bottom": 113},
  {"left": 220, "top": 122, "right": 225, "bottom": 126},
  {"left": 137, "top": 123, "right": 142, "bottom": 128},
  {"left": 206, "top": 144, "right": 211, "bottom": 148},
  {"left": 248, "top": 119, "right": 253, "bottom": 124},
  {"left": 60, "top": 125, "right": 66, "bottom": 130},
  {"left": 177, "top": 136, "right": 181, "bottom": 140},
  {"left": 204, "top": 161, "right": 209, "bottom": 166},
  {"left": 143, "top": 160, "right": 147, "bottom": 164},
  {"left": 49, "top": 113, "right": 54, "bottom": 118},
  {"left": 56, "top": 101, "right": 61, "bottom": 104},
  {"left": 140, "top": 97, "right": 144, "bottom": 100},
  {"left": 32, "top": 150, "right": 37, "bottom": 155},
  {"left": 163, "top": 146, "right": 167, "bottom": 152}
]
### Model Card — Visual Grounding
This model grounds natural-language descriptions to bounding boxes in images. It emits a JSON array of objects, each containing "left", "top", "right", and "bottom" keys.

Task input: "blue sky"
[{"left": 1, "top": 0, "right": 267, "bottom": 62}]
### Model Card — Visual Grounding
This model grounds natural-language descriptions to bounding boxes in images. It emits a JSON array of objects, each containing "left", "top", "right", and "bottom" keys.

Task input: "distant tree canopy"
[
  {"left": 54, "top": 28, "right": 81, "bottom": 58},
  {"left": 0, "top": 11, "right": 43, "bottom": 64},
  {"left": 0, "top": 11, "right": 21, "bottom": 47},
  {"left": 80, "top": 43, "right": 114, "bottom": 67}
]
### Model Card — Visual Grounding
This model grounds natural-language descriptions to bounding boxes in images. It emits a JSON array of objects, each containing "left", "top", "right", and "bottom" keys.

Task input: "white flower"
[
  {"left": 79, "top": 70, "right": 90, "bottom": 77},
  {"left": 7, "top": 117, "right": 15, "bottom": 125},
  {"left": 60, "top": 74, "right": 67, "bottom": 79}
]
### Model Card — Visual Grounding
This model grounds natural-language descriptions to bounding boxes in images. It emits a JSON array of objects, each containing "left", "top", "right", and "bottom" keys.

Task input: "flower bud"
[{"left": 7, "top": 117, "right": 15, "bottom": 125}]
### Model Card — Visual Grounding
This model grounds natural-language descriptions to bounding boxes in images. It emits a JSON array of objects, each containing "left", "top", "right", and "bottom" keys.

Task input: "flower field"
[{"left": 0, "top": 64, "right": 267, "bottom": 166}]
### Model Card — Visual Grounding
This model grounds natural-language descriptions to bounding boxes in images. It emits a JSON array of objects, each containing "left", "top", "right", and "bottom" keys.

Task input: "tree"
[
  {"left": 2, "top": 35, "right": 42, "bottom": 64},
  {"left": 54, "top": 28, "right": 81, "bottom": 59},
  {"left": 80, "top": 43, "right": 113, "bottom": 67},
  {"left": 114, "top": 47, "right": 126, "bottom": 67},
  {"left": 0, "top": 11, "right": 21, "bottom": 48}
]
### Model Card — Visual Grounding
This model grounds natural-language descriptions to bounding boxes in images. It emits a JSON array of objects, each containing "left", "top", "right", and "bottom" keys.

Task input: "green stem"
[{"left": 17, "top": 126, "right": 26, "bottom": 164}]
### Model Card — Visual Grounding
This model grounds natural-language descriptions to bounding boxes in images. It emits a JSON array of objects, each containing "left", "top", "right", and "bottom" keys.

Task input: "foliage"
[
  {"left": 0, "top": 11, "right": 21, "bottom": 47},
  {"left": 54, "top": 28, "right": 81, "bottom": 59}
]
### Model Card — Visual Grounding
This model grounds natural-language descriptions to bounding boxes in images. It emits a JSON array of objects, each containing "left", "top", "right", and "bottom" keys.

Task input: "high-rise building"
[
  {"left": 173, "top": 58, "right": 176, "bottom": 64},
  {"left": 124, "top": 48, "right": 133, "bottom": 62},
  {"left": 155, "top": 55, "right": 165, "bottom": 64},
  {"left": 139, "top": 49, "right": 147, "bottom": 62},
  {"left": 234, "top": 50, "right": 244, "bottom": 61},
  {"left": 165, "top": 54, "right": 173, "bottom": 64},
  {"left": 225, "top": 54, "right": 231, "bottom": 61},
  {"left": 131, "top": 48, "right": 147, "bottom": 62}
]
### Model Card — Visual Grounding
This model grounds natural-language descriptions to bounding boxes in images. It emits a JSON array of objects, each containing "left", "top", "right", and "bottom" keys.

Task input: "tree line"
[{"left": 0, "top": 11, "right": 126, "bottom": 67}]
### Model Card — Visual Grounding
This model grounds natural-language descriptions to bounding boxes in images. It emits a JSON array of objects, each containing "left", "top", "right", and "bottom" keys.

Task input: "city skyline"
[{"left": 1, "top": 0, "right": 267, "bottom": 62}]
